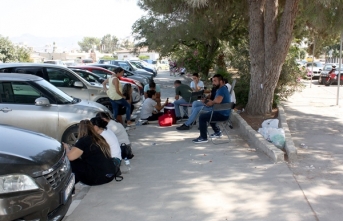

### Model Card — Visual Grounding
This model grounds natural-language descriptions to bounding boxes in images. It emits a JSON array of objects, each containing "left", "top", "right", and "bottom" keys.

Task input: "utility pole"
[
  {"left": 336, "top": 31, "right": 343, "bottom": 105},
  {"left": 310, "top": 38, "right": 315, "bottom": 88}
]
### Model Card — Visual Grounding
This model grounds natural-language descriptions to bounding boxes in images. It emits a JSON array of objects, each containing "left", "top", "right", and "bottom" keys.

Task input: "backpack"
[{"left": 158, "top": 113, "right": 173, "bottom": 126}]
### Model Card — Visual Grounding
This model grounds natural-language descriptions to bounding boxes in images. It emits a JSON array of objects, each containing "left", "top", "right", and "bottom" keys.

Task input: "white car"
[{"left": 306, "top": 62, "right": 324, "bottom": 79}]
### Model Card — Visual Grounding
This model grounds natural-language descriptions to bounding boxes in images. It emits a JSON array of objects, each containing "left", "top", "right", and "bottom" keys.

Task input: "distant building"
[{"left": 115, "top": 47, "right": 159, "bottom": 60}]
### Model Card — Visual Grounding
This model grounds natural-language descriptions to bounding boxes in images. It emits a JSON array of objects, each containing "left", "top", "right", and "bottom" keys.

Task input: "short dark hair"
[
  {"left": 212, "top": 74, "right": 224, "bottom": 82},
  {"left": 192, "top": 73, "right": 199, "bottom": 78},
  {"left": 147, "top": 90, "right": 156, "bottom": 98},
  {"left": 149, "top": 80, "right": 156, "bottom": 88},
  {"left": 223, "top": 78, "right": 228, "bottom": 84},
  {"left": 114, "top": 67, "right": 124, "bottom": 74},
  {"left": 174, "top": 80, "right": 181, "bottom": 85},
  {"left": 90, "top": 117, "right": 108, "bottom": 129}
]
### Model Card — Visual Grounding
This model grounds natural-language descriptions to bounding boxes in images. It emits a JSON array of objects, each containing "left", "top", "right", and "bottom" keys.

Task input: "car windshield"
[
  {"left": 131, "top": 62, "right": 143, "bottom": 69},
  {"left": 36, "top": 79, "right": 75, "bottom": 104},
  {"left": 307, "top": 62, "right": 323, "bottom": 67}
]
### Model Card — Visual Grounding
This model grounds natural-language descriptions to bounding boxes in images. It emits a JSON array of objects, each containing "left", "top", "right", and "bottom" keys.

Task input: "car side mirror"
[
  {"left": 73, "top": 81, "right": 83, "bottom": 88},
  {"left": 35, "top": 97, "right": 50, "bottom": 106},
  {"left": 124, "top": 73, "right": 128, "bottom": 77}
]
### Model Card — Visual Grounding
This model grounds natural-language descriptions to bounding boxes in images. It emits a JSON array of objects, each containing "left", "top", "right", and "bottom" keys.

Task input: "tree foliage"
[
  {"left": 101, "top": 34, "right": 119, "bottom": 53},
  {"left": 132, "top": 0, "right": 247, "bottom": 76},
  {"left": 78, "top": 37, "right": 101, "bottom": 52},
  {"left": 0, "top": 36, "right": 32, "bottom": 63}
]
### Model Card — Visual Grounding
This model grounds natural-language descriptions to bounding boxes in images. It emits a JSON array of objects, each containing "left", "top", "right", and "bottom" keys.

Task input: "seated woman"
[
  {"left": 90, "top": 117, "right": 122, "bottom": 167},
  {"left": 62, "top": 120, "right": 116, "bottom": 186},
  {"left": 140, "top": 90, "right": 168, "bottom": 121},
  {"left": 117, "top": 83, "right": 134, "bottom": 124},
  {"left": 96, "top": 112, "right": 131, "bottom": 147}
]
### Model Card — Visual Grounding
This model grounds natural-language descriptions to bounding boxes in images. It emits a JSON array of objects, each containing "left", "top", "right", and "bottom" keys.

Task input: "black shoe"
[
  {"left": 176, "top": 124, "right": 190, "bottom": 130},
  {"left": 182, "top": 115, "right": 189, "bottom": 119},
  {"left": 175, "top": 117, "right": 182, "bottom": 121}
]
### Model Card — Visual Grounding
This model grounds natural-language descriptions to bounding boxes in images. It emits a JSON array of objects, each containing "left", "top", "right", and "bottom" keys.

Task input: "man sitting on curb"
[
  {"left": 141, "top": 90, "right": 169, "bottom": 121},
  {"left": 176, "top": 78, "right": 217, "bottom": 130},
  {"left": 173, "top": 80, "right": 193, "bottom": 121},
  {"left": 192, "top": 74, "right": 231, "bottom": 144}
]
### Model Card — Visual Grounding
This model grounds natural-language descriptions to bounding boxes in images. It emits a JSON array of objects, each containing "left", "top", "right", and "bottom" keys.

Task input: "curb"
[
  {"left": 231, "top": 112, "right": 285, "bottom": 163},
  {"left": 278, "top": 105, "right": 297, "bottom": 162}
]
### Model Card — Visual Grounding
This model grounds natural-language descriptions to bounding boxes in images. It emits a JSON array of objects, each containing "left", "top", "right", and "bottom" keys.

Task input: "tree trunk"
[
  {"left": 202, "top": 38, "right": 220, "bottom": 77},
  {"left": 245, "top": 0, "right": 300, "bottom": 115}
]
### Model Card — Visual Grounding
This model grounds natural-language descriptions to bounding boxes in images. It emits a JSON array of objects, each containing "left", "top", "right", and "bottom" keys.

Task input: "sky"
[{"left": 0, "top": 0, "right": 146, "bottom": 39}]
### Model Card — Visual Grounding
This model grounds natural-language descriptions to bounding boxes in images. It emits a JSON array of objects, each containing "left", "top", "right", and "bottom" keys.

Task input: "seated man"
[
  {"left": 224, "top": 78, "right": 236, "bottom": 109},
  {"left": 190, "top": 73, "right": 204, "bottom": 92},
  {"left": 173, "top": 80, "right": 193, "bottom": 121},
  {"left": 192, "top": 74, "right": 231, "bottom": 143},
  {"left": 144, "top": 80, "right": 161, "bottom": 103},
  {"left": 140, "top": 90, "right": 168, "bottom": 121},
  {"left": 176, "top": 78, "right": 217, "bottom": 130}
]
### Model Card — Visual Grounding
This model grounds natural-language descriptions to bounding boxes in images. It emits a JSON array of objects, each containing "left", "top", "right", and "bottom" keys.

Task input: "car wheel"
[
  {"left": 97, "top": 98, "right": 113, "bottom": 113},
  {"left": 318, "top": 77, "right": 323, "bottom": 85},
  {"left": 62, "top": 125, "right": 79, "bottom": 145}
]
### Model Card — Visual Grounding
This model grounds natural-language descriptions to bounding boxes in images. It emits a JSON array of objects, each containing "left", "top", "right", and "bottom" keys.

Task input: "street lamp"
[{"left": 336, "top": 31, "right": 343, "bottom": 105}]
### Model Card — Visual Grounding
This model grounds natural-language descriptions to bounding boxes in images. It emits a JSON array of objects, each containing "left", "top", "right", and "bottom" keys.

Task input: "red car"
[{"left": 70, "top": 66, "right": 143, "bottom": 94}]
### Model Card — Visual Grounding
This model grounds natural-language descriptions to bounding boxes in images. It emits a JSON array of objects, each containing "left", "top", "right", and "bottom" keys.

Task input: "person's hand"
[{"left": 62, "top": 142, "right": 71, "bottom": 150}]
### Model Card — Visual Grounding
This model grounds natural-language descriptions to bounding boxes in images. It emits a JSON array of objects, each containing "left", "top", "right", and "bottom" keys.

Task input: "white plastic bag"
[
  {"left": 261, "top": 119, "right": 279, "bottom": 129},
  {"left": 269, "top": 128, "right": 285, "bottom": 149},
  {"left": 258, "top": 127, "right": 272, "bottom": 140}
]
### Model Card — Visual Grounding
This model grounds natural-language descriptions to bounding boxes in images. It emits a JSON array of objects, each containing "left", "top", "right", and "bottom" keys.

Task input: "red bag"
[{"left": 158, "top": 114, "right": 173, "bottom": 126}]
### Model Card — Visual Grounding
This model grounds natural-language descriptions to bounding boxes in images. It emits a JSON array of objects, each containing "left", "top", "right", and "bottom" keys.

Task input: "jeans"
[
  {"left": 184, "top": 101, "right": 212, "bottom": 126},
  {"left": 199, "top": 111, "right": 229, "bottom": 139},
  {"left": 110, "top": 98, "right": 131, "bottom": 121},
  {"left": 174, "top": 98, "right": 188, "bottom": 117}
]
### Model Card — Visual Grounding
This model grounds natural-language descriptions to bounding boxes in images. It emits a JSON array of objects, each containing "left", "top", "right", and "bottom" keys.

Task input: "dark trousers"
[
  {"left": 110, "top": 98, "right": 131, "bottom": 121},
  {"left": 143, "top": 112, "right": 164, "bottom": 121},
  {"left": 199, "top": 112, "right": 229, "bottom": 139}
]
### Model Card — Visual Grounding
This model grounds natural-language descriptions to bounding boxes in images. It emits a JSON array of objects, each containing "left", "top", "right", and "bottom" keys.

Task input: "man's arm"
[{"left": 206, "top": 95, "right": 223, "bottom": 107}]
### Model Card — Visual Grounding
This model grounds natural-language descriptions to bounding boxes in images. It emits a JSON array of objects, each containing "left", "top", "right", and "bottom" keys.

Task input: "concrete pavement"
[
  {"left": 283, "top": 79, "right": 343, "bottom": 221},
  {"left": 64, "top": 72, "right": 319, "bottom": 221}
]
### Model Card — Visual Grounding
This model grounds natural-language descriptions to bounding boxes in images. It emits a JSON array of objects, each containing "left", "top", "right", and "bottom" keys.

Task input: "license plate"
[{"left": 61, "top": 174, "right": 75, "bottom": 204}]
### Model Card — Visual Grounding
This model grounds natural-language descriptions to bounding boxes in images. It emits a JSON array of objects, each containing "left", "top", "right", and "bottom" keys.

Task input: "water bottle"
[{"left": 124, "top": 158, "right": 131, "bottom": 173}]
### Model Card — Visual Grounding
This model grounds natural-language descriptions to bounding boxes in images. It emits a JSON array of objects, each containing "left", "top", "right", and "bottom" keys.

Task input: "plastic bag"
[
  {"left": 261, "top": 119, "right": 279, "bottom": 129},
  {"left": 269, "top": 128, "right": 285, "bottom": 149}
]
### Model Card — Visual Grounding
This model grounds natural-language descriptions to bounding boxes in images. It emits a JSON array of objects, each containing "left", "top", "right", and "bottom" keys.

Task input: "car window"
[
  {"left": 74, "top": 71, "right": 99, "bottom": 83},
  {"left": 46, "top": 68, "right": 79, "bottom": 87},
  {"left": 118, "top": 62, "right": 131, "bottom": 71},
  {"left": 0, "top": 81, "right": 40, "bottom": 104},
  {"left": 0, "top": 68, "right": 12, "bottom": 73},
  {"left": 325, "top": 66, "right": 332, "bottom": 71},
  {"left": 91, "top": 69, "right": 110, "bottom": 79}
]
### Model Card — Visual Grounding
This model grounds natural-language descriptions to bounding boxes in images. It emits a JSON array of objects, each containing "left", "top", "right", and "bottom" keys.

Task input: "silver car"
[
  {"left": 0, "top": 63, "right": 140, "bottom": 113},
  {"left": 0, "top": 73, "right": 111, "bottom": 144}
]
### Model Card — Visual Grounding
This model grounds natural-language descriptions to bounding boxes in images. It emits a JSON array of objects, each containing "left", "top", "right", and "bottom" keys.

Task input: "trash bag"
[
  {"left": 269, "top": 128, "right": 285, "bottom": 149},
  {"left": 261, "top": 119, "right": 279, "bottom": 129}
]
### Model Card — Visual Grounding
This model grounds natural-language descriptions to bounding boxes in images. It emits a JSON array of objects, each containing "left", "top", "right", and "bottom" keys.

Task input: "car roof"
[
  {"left": 70, "top": 65, "right": 113, "bottom": 73},
  {"left": 0, "top": 73, "right": 43, "bottom": 81},
  {"left": 0, "top": 62, "right": 70, "bottom": 69}
]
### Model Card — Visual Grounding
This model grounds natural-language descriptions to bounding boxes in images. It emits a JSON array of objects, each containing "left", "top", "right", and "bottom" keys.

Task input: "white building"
[{"left": 115, "top": 47, "right": 160, "bottom": 60}]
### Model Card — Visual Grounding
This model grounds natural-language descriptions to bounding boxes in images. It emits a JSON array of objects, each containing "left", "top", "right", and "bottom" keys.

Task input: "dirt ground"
[{"left": 238, "top": 108, "right": 279, "bottom": 131}]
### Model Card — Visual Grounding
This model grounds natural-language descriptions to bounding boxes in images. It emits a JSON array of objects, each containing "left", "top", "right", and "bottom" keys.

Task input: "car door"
[
  {"left": 45, "top": 67, "right": 90, "bottom": 100},
  {"left": 0, "top": 81, "right": 59, "bottom": 139}
]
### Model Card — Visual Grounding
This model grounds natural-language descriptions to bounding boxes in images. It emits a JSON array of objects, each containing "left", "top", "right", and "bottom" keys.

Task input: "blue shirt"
[{"left": 215, "top": 85, "right": 231, "bottom": 116}]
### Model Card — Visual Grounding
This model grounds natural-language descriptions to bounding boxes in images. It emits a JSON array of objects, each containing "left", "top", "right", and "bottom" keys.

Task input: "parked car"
[
  {"left": 0, "top": 73, "right": 110, "bottom": 144},
  {"left": 0, "top": 124, "right": 74, "bottom": 221},
  {"left": 44, "top": 60, "right": 67, "bottom": 67},
  {"left": 130, "top": 60, "right": 157, "bottom": 77},
  {"left": 306, "top": 62, "right": 324, "bottom": 79},
  {"left": 318, "top": 63, "right": 343, "bottom": 85},
  {"left": 0, "top": 63, "right": 118, "bottom": 112},
  {"left": 70, "top": 68, "right": 141, "bottom": 103},
  {"left": 109, "top": 60, "right": 154, "bottom": 79},
  {"left": 156, "top": 60, "right": 169, "bottom": 70},
  {"left": 90, "top": 63, "right": 150, "bottom": 87}
]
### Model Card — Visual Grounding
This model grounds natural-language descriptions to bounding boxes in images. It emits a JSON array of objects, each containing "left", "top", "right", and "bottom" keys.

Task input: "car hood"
[
  {"left": 134, "top": 69, "right": 154, "bottom": 76},
  {"left": 0, "top": 125, "right": 64, "bottom": 177},
  {"left": 74, "top": 99, "right": 110, "bottom": 113}
]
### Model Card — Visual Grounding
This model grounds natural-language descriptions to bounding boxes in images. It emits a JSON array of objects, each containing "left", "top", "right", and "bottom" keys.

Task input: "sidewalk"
[
  {"left": 64, "top": 72, "right": 315, "bottom": 221},
  {"left": 283, "top": 80, "right": 343, "bottom": 221}
]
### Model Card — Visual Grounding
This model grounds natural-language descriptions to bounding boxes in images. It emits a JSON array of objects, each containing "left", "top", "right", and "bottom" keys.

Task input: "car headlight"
[{"left": 0, "top": 174, "right": 39, "bottom": 194}]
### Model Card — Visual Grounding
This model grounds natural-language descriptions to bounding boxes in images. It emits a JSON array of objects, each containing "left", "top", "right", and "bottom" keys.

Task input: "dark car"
[
  {"left": 318, "top": 63, "right": 343, "bottom": 85},
  {"left": 109, "top": 60, "right": 154, "bottom": 79},
  {"left": 129, "top": 60, "right": 157, "bottom": 77},
  {"left": 0, "top": 124, "right": 74, "bottom": 221},
  {"left": 89, "top": 63, "right": 150, "bottom": 86}
]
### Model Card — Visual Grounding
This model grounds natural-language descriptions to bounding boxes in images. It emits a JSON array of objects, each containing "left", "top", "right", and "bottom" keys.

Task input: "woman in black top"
[{"left": 62, "top": 120, "right": 116, "bottom": 185}]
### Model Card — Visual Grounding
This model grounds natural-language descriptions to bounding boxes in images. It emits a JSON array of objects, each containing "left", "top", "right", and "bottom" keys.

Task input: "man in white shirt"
[
  {"left": 224, "top": 78, "right": 236, "bottom": 108},
  {"left": 141, "top": 90, "right": 168, "bottom": 121},
  {"left": 190, "top": 73, "right": 204, "bottom": 91}
]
